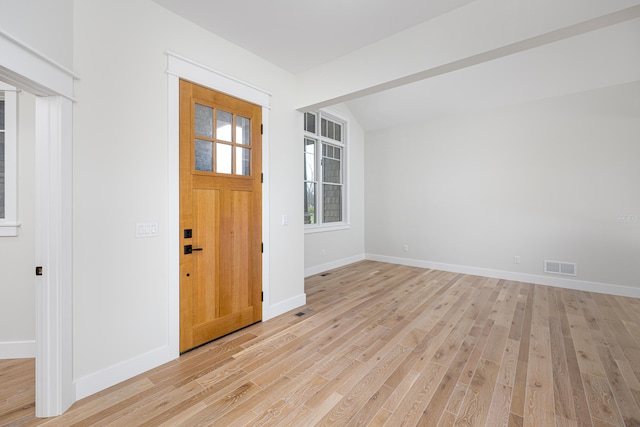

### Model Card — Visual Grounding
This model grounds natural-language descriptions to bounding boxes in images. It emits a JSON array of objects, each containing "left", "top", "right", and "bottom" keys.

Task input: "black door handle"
[{"left": 184, "top": 245, "right": 203, "bottom": 254}]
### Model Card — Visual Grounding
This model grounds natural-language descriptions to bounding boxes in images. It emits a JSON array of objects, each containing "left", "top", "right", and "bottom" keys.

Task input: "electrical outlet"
[
  {"left": 514, "top": 256, "right": 521, "bottom": 264},
  {"left": 403, "top": 245, "right": 409, "bottom": 252}
]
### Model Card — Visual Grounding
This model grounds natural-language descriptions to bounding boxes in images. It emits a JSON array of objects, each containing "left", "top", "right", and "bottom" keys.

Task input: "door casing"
[
  {"left": 0, "top": 31, "right": 77, "bottom": 417},
  {"left": 166, "top": 53, "right": 272, "bottom": 360}
]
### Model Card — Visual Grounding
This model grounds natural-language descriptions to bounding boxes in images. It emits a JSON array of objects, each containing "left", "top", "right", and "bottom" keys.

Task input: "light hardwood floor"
[{"left": 2, "top": 261, "right": 640, "bottom": 426}]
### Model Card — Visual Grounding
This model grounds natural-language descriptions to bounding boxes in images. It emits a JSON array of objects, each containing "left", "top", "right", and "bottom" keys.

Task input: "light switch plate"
[
  {"left": 136, "top": 222, "right": 159, "bottom": 238},
  {"left": 615, "top": 214, "right": 638, "bottom": 223}
]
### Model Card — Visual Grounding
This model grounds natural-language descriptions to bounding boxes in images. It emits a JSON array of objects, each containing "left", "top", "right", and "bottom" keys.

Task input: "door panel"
[
  {"left": 193, "top": 188, "right": 219, "bottom": 325},
  {"left": 180, "top": 80, "right": 262, "bottom": 353}
]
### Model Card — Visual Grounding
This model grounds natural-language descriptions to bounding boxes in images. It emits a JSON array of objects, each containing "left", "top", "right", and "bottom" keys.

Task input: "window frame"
[
  {"left": 0, "top": 82, "right": 19, "bottom": 236},
  {"left": 304, "top": 109, "right": 349, "bottom": 233}
]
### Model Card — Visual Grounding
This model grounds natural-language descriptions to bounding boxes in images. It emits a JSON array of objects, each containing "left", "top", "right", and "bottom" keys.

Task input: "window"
[
  {"left": 304, "top": 110, "right": 347, "bottom": 229},
  {"left": 0, "top": 83, "right": 18, "bottom": 236}
]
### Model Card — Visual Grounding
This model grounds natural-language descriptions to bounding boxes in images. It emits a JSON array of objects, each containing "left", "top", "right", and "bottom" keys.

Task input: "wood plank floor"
[{"left": 2, "top": 261, "right": 640, "bottom": 426}]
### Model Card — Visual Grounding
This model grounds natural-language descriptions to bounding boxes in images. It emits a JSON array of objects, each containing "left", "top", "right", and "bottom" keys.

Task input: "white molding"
[
  {"left": 1, "top": 28, "right": 76, "bottom": 418},
  {"left": 261, "top": 110, "right": 271, "bottom": 319},
  {"left": 75, "top": 345, "right": 175, "bottom": 400},
  {"left": 0, "top": 340, "right": 36, "bottom": 358},
  {"left": 166, "top": 52, "right": 272, "bottom": 355},
  {"left": 35, "top": 96, "right": 75, "bottom": 417},
  {"left": 166, "top": 52, "right": 270, "bottom": 107},
  {"left": 0, "top": 31, "right": 77, "bottom": 100},
  {"left": 365, "top": 254, "right": 640, "bottom": 299},
  {"left": 0, "top": 223, "right": 21, "bottom": 236},
  {"left": 264, "top": 293, "right": 307, "bottom": 321},
  {"left": 166, "top": 73, "right": 181, "bottom": 363},
  {"left": 304, "top": 224, "right": 351, "bottom": 234},
  {"left": 304, "top": 254, "right": 366, "bottom": 278}
]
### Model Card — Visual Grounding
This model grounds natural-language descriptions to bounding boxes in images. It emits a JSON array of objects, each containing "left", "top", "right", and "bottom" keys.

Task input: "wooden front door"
[{"left": 179, "top": 79, "right": 262, "bottom": 353}]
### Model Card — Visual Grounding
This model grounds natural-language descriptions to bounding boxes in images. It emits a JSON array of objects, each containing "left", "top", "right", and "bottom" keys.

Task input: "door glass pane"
[
  {"left": 323, "top": 184, "right": 342, "bottom": 223},
  {"left": 216, "top": 143, "right": 232, "bottom": 174},
  {"left": 195, "top": 139, "right": 213, "bottom": 171},
  {"left": 195, "top": 104, "right": 213, "bottom": 138},
  {"left": 235, "top": 147, "right": 250, "bottom": 176},
  {"left": 236, "top": 115, "right": 251, "bottom": 146},
  {"left": 304, "top": 182, "right": 316, "bottom": 224},
  {"left": 216, "top": 110, "right": 233, "bottom": 142}
]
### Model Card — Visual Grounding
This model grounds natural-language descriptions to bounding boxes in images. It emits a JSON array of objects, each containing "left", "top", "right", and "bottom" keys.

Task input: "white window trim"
[
  {"left": 0, "top": 82, "right": 19, "bottom": 236},
  {"left": 304, "top": 108, "right": 350, "bottom": 233}
]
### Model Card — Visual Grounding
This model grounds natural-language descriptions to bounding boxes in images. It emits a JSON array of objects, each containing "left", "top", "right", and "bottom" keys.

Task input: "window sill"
[
  {"left": 0, "top": 222, "right": 21, "bottom": 237},
  {"left": 304, "top": 223, "right": 350, "bottom": 234}
]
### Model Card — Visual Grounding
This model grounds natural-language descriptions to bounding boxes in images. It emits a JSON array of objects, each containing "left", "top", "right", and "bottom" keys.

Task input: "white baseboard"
[
  {"left": 72, "top": 253, "right": 637, "bottom": 403},
  {"left": 74, "top": 292, "right": 309, "bottom": 401},
  {"left": 263, "top": 293, "right": 307, "bottom": 321},
  {"left": 304, "top": 253, "right": 366, "bottom": 278},
  {"left": 0, "top": 340, "right": 36, "bottom": 359},
  {"left": 366, "top": 254, "right": 640, "bottom": 299},
  {"left": 75, "top": 291, "right": 308, "bottom": 401},
  {"left": 74, "top": 345, "right": 178, "bottom": 400}
]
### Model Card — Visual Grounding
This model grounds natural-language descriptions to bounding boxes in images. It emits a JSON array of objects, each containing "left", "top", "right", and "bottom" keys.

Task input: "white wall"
[
  {"left": 365, "top": 81, "right": 640, "bottom": 292},
  {"left": 0, "top": 0, "right": 74, "bottom": 69},
  {"left": 72, "top": 0, "right": 303, "bottom": 385},
  {"left": 304, "top": 103, "right": 366, "bottom": 276},
  {"left": 0, "top": 91, "right": 36, "bottom": 355}
]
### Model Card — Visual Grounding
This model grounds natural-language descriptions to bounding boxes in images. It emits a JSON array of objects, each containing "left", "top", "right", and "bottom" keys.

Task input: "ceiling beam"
[{"left": 296, "top": 2, "right": 640, "bottom": 111}]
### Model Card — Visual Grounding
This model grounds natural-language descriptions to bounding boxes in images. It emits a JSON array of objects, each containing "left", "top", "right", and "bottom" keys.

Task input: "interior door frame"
[
  {"left": 166, "top": 52, "right": 272, "bottom": 358},
  {"left": 0, "top": 31, "right": 77, "bottom": 417}
]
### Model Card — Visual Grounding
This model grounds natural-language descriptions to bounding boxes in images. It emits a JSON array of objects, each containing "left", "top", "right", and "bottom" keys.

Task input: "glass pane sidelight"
[
  {"left": 0, "top": 125, "right": 4, "bottom": 220},
  {"left": 321, "top": 117, "right": 341, "bottom": 142},
  {"left": 304, "top": 138, "right": 315, "bottom": 181},
  {"left": 322, "top": 144, "right": 341, "bottom": 184},
  {"left": 323, "top": 184, "right": 342, "bottom": 222},
  {"left": 303, "top": 111, "right": 346, "bottom": 227},
  {"left": 304, "top": 182, "right": 316, "bottom": 224},
  {"left": 304, "top": 112, "right": 316, "bottom": 134}
]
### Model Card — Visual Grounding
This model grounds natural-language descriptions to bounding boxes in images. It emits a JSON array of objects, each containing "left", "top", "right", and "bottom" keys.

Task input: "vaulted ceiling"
[{"left": 153, "top": 0, "right": 640, "bottom": 130}]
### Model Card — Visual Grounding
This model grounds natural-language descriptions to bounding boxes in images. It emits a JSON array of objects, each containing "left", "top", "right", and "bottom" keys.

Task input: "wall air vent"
[{"left": 544, "top": 260, "right": 577, "bottom": 276}]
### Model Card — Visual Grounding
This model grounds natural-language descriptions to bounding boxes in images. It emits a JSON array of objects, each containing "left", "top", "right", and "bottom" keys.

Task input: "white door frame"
[
  {"left": 0, "top": 31, "right": 77, "bottom": 417},
  {"left": 165, "top": 52, "right": 273, "bottom": 358}
]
